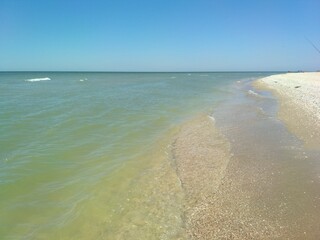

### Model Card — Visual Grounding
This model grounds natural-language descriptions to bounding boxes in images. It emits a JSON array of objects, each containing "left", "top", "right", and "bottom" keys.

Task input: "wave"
[
  {"left": 247, "top": 90, "right": 260, "bottom": 97},
  {"left": 208, "top": 115, "right": 215, "bottom": 123},
  {"left": 26, "top": 77, "right": 51, "bottom": 82}
]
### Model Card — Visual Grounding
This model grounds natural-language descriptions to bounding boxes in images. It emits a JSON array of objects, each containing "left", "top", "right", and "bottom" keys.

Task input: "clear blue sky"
[{"left": 0, "top": 0, "right": 319, "bottom": 71}]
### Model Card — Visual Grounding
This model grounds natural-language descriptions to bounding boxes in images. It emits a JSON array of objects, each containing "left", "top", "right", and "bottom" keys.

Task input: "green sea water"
[{"left": 0, "top": 72, "right": 273, "bottom": 239}]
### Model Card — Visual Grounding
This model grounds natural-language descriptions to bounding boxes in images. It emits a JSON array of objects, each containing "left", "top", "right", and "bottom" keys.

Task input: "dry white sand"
[{"left": 255, "top": 72, "right": 320, "bottom": 148}]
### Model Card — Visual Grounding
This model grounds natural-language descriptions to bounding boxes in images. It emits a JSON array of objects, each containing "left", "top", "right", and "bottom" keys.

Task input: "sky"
[{"left": 0, "top": 0, "right": 319, "bottom": 71}]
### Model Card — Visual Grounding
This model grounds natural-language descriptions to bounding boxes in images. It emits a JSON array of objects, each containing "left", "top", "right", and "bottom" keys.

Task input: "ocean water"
[{"left": 0, "top": 72, "right": 278, "bottom": 239}]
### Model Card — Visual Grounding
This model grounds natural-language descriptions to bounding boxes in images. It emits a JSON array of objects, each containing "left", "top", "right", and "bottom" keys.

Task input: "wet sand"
[
  {"left": 172, "top": 116, "right": 231, "bottom": 204},
  {"left": 171, "top": 75, "right": 320, "bottom": 239},
  {"left": 254, "top": 72, "right": 320, "bottom": 148},
  {"left": 172, "top": 116, "right": 285, "bottom": 239}
]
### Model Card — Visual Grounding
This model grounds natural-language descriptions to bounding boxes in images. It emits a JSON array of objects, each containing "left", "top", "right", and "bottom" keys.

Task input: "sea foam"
[
  {"left": 247, "top": 90, "right": 260, "bottom": 97},
  {"left": 26, "top": 77, "right": 51, "bottom": 82},
  {"left": 208, "top": 115, "right": 216, "bottom": 123}
]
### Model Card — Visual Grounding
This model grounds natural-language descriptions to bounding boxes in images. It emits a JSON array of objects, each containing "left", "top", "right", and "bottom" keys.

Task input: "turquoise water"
[{"left": 0, "top": 72, "right": 273, "bottom": 239}]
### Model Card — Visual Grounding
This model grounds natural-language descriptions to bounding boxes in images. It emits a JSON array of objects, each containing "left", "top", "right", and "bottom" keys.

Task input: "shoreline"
[
  {"left": 171, "top": 115, "right": 282, "bottom": 239},
  {"left": 170, "top": 74, "right": 320, "bottom": 238},
  {"left": 253, "top": 72, "right": 320, "bottom": 149}
]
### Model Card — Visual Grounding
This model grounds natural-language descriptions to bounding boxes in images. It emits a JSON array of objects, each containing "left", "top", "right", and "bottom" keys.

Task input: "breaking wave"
[
  {"left": 247, "top": 89, "right": 260, "bottom": 97},
  {"left": 26, "top": 77, "right": 51, "bottom": 82}
]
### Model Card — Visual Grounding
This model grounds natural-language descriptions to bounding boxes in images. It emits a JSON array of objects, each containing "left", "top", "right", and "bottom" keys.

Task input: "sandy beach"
[
  {"left": 254, "top": 72, "right": 320, "bottom": 148},
  {"left": 170, "top": 73, "right": 320, "bottom": 239},
  {"left": 172, "top": 116, "right": 284, "bottom": 239},
  {"left": 2, "top": 0, "right": 320, "bottom": 238}
]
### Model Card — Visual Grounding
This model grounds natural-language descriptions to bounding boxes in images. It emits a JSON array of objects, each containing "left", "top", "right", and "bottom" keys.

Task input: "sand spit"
[
  {"left": 171, "top": 116, "right": 284, "bottom": 239},
  {"left": 254, "top": 72, "right": 320, "bottom": 148}
]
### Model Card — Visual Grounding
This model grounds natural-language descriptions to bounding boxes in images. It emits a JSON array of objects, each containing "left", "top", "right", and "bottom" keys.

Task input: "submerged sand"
[
  {"left": 254, "top": 72, "right": 320, "bottom": 148},
  {"left": 172, "top": 116, "right": 284, "bottom": 239}
]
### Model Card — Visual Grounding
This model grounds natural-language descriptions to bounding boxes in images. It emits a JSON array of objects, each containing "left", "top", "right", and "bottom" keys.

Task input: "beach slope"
[{"left": 254, "top": 72, "right": 320, "bottom": 148}]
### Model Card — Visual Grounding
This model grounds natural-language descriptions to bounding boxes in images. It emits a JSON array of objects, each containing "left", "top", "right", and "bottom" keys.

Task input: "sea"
[{"left": 1, "top": 72, "right": 319, "bottom": 239}]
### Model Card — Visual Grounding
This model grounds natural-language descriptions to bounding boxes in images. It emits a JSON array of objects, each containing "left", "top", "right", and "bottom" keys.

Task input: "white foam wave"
[
  {"left": 247, "top": 90, "right": 260, "bottom": 97},
  {"left": 26, "top": 77, "right": 51, "bottom": 82},
  {"left": 208, "top": 115, "right": 215, "bottom": 123}
]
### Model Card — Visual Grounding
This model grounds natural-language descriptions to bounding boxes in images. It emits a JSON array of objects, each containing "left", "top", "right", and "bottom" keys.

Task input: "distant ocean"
[{"left": 0, "top": 72, "right": 274, "bottom": 239}]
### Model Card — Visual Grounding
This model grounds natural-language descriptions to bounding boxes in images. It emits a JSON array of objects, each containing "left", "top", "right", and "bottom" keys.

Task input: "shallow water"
[{"left": 0, "top": 72, "right": 275, "bottom": 239}]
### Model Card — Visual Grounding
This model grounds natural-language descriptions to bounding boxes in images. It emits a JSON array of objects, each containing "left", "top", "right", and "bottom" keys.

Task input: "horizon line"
[{"left": 0, "top": 70, "right": 308, "bottom": 73}]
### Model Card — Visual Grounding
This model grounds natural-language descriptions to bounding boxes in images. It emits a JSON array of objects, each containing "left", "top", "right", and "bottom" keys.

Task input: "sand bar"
[{"left": 254, "top": 72, "right": 320, "bottom": 148}]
